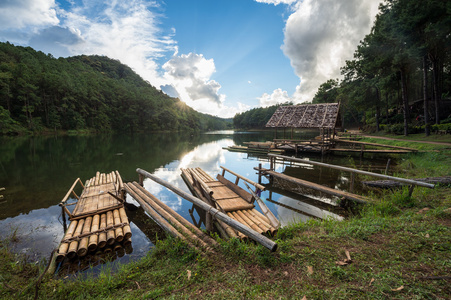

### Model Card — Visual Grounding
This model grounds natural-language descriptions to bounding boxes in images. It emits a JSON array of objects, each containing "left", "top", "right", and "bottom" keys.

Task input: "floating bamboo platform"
[
  {"left": 181, "top": 167, "right": 280, "bottom": 240},
  {"left": 56, "top": 171, "right": 131, "bottom": 262}
]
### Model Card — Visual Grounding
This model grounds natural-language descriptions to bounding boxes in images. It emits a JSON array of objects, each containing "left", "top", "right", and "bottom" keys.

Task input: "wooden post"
[
  {"left": 258, "top": 163, "right": 262, "bottom": 185},
  {"left": 350, "top": 172, "right": 355, "bottom": 193},
  {"left": 385, "top": 159, "right": 391, "bottom": 175},
  {"left": 61, "top": 206, "right": 67, "bottom": 232},
  {"left": 138, "top": 174, "right": 144, "bottom": 186},
  {"left": 408, "top": 185, "right": 415, "bottom": 197}
]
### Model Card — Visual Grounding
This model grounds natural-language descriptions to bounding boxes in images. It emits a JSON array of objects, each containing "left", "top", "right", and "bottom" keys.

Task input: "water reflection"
[{"left": 0, "top": 130, "right": 387, "bottom": 275}]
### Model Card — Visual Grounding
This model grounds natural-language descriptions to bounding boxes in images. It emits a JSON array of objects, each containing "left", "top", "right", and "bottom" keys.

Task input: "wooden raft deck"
[
  {"left": 181, "top": 167, "right": 279, "bottom": 239},
  {"left": 56, "top": 171, "right": 132, "bottom": 262}
]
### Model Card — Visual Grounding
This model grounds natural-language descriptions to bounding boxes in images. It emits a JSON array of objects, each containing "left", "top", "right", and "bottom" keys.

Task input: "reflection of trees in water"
[{"left": 0, "top": 132, "right": 226, "bottom": 219}]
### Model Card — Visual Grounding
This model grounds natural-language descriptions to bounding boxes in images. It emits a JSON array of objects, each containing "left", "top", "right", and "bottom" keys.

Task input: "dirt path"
[{"left": 361, "top": 134, "right": 451, "bottom": 146}]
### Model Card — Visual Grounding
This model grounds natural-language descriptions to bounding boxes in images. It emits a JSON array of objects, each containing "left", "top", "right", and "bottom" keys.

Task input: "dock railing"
[{"left": 267, "top": 154, "right": 434, "bottom": 196}]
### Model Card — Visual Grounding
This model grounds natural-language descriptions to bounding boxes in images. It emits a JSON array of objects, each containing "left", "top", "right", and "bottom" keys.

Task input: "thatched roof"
[{"left": 265, "top": 103, "right": 340, "bottom": 129}]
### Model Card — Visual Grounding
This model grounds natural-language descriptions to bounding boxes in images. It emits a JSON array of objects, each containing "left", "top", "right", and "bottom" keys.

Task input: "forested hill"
[{"left": 0, "top": 42, "right": 231, "bottom": 135}]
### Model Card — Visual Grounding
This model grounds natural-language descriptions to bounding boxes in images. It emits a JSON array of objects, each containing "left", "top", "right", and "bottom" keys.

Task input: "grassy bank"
[{"left": 1, "top": 134, "right": 450, "bottom": 299}]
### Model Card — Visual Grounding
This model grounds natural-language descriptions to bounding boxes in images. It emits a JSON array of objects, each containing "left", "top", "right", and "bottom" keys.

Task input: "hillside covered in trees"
[
  {"left": 233, "top": 104, "right": 287, "bottom": 129},
  {"left": 0, "top": 42, "right": 231, "bottom": 135}
]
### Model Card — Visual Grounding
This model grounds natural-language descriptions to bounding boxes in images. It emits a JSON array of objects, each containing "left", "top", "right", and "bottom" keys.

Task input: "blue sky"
[{"left": 0, "top": 0, "right": 380, "bottom": 118}]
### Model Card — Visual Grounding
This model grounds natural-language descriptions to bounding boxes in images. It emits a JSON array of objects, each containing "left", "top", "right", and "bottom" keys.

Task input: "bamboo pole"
[
  {"left": 77, "top": 216, "right": 92, "bottom": 257},
  {"left": 241, "top": 210, "right": 271, "bottom": 233},
  {"left": 244, "top": 182, "right": 280, "bottom": 229},
  {"left": 95, "top": 172, "right": 100, "bottom": 186},
  {"left": 113, "top": 209, "right": 124, "bottom": 242},
  {"left": 106, "top": 211, "right": 115, "bottom": 245},
  {"left": 98, "top": 214, "right": 107, "bottom": 248},
  {"left": 88, "top": 214, "right": 100, "bottom": 252},
  {"left": 126, "top": 183, "right": 212, "bottom": 250},
  {"left": 119, "top": 207, "right": 132, "bottom": 240},
  {"left": 268, "top": 154, "right": 435, "bottom": 189},
  {"left": 125, "top": 184, "right": 198, "bottom": 250},
  {"left": 67, "top": 219, "right": 84, "bottom": 259},
  {"left": 57, "top": 220, "right": 78, "bottom": 262},
  {"left": 136, "top": 168, "right": 277, "bottom": 251},
  {"left": 235, "top": 210, "right": 262, "bottom": 233},
  {"left": 131, "top": 182, "right": 217, "bottom": 247},
  {"left": 60, "top": 178, "right": 81, "bottom": 205}
]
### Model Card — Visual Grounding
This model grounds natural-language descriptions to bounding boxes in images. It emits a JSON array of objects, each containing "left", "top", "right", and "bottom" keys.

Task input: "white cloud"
[
  {"left": 59, "top": 1, "right": 175, "bottom": 88},
  {"left": 258, "top": 88, "right": 292, "bottom": 107},
  {"left": 0, "top": 0, "right": 59, "bottom": 30},
  {"left": 162, "top": 52, "right": 227, "bottom": 114},
  {"left": 282, "top": 0, "right": 380, "bottom": 103}
]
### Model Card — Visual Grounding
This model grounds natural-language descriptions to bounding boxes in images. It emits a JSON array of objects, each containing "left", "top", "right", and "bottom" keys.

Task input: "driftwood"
[{"left": 362, "top": 176, "right": 451, "bottom": 189}]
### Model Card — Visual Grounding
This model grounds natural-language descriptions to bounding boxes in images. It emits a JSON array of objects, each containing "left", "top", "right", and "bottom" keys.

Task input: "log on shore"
[{"left": 362, "top": 176, "right": 451, "bottom": 188}]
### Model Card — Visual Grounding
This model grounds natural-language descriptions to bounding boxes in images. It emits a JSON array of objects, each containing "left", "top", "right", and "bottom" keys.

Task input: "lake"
[{"left": 0, "top": 130, "right": 386, "bottom": 276}]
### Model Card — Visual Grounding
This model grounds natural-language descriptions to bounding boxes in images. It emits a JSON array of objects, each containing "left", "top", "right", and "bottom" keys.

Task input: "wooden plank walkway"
[
  {"left": 181, "top": 167, "right": 279, "bottom": 239},
  {"left": 56, "top": 171, "right": 131, "bottom": 262}
]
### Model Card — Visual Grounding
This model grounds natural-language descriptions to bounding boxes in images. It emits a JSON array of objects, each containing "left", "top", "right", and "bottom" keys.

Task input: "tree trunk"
[
  {"left": 385, "top": 93, "right": 389, "bottom": 124},
  {"left": 400, "top": 69, "right": 409, "bottom": 136},
  {"left": 375, "top": 87, "right": 381, "bottom": 132},
  {"left": 423, "top": 56, "right": 430, "bottom": 136},
  {"left": 432, "top": 59, "right": 440, "bottom": 124}
]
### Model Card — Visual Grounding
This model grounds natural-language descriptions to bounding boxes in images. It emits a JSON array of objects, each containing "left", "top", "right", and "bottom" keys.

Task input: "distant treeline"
[
  {"left": 233, "top": 104, "right": 284, "bottom": 129},
  {"left": 0, "top": 42, "right": 231, "bottom": 135}
]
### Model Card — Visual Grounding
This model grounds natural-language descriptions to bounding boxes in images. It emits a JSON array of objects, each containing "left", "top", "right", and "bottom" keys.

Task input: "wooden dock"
[
  {"left": 56, "top": 171, "right": 131, "bottom": 262},
  {"left": 181, "top": 167, "right": 280, "bottom": 240}
]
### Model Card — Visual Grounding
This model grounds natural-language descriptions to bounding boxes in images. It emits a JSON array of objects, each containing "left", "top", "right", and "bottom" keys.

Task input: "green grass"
[{"left": 1, "top": 134, "right": 450, "bottom": 299}]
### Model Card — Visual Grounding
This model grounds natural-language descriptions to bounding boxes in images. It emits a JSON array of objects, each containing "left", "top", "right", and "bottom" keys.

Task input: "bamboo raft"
[
  {"left": 56, "top": 171, "right": 132, "bottom": 262},
  {"left": 181, "top": 167, "right": 280, "bottom": 240}
]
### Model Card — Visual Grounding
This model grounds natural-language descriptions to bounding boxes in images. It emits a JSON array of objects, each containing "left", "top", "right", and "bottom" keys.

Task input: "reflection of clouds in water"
[
  {"left": 275, "top": 196, "right": 343, "bottom": 227},
  {"left": 142, "top": 139, "right": 233, "bottom": 212},
  {"left": 0, "top": 206, "right": 63, "bottom": 261}
]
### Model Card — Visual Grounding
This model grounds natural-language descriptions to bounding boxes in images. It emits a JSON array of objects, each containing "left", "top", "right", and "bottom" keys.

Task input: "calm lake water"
[{"left": 0, "top": 130, "right": 388, "bottom": 276}]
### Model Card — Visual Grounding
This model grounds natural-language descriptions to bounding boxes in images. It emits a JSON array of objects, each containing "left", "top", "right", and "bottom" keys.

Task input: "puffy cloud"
[
  {"left": 282, "top": 0, "right": 380, "bottom": 103},
  {"left": 259, "top": 88, "right": 292, "bottom": 107},
  {"left": 29, "top": 26, "right": 82, "bottom": 57},
  {"left": 0, "top": 0, "right": 59, "bottom": 30},
  {"left": 163, "top": 53, "right": 226, "bottom": 112}
]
